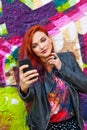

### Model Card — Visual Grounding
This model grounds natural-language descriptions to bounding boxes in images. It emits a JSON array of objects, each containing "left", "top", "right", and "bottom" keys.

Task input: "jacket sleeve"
[
  {"left": 58, "top": 51, "right": 87, "bottom": 93},
  {"left": 18, "top": 85, "right": 35, "bottom": 102}
]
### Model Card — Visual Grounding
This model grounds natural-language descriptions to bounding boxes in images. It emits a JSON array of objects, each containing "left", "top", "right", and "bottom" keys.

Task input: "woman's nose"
[{"left": 39, "top": 44, "right": 44, "bottom": 49}]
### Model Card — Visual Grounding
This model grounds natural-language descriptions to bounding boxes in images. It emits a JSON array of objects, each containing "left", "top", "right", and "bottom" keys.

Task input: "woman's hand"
[
  {"left": 19, "top": 65, "right": 39, "bottom": 93},
  {"left": 46, "top": 52, "right": 62, "bottom": 70}
]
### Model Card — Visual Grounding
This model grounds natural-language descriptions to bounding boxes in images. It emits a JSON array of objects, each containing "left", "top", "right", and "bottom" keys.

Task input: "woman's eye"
[
  {"left": 41, "top": 38, "right": 46, "bottom": 42},
  {"left": 32, "top": 44, "right": 37, "bottom": 48}
]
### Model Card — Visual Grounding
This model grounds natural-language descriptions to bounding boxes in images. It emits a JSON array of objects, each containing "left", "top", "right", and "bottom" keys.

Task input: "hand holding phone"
[
  {"left": 19, "top": 58, "right": 38, "bottom": 80},
  {"left": 19, "top": 58, "right": 34, "bottom": 73}
]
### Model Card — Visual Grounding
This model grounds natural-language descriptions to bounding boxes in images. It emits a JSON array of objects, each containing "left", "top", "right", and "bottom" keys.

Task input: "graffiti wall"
[{"left": 0, "top": 0, "right": 87, "bottom": 129}]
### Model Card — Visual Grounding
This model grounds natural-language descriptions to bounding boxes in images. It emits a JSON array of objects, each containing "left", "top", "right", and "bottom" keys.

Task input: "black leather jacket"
[{"left": 19, "top": 51, "right": 87, "bottom": 130}]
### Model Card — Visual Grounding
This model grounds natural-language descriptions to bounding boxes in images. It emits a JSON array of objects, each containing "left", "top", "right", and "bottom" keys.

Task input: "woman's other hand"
[{"left": 46, "top": 53, "right": 62, "bottom": 71}]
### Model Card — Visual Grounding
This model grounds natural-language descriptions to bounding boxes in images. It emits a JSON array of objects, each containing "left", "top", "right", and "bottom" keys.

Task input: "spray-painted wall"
[{"left": 0, "top": 0, "right": 87, "bottom": 129}]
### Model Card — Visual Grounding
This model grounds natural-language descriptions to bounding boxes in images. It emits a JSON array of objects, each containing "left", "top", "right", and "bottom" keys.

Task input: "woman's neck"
[{"left": 45, "top": 64, "right": 54, "bottom": 73}]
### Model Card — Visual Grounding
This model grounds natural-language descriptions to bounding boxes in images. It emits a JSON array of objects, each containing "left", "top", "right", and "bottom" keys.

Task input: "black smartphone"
[{"left": 19, "top": 58, "right": 34, "bottom": 73}]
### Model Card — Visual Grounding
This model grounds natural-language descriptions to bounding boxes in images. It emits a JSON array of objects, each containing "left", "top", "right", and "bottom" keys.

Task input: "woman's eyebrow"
[
  {"left": 32, "top": 42, "right": 37, "bottom": 45},
  {"left": 40, "top": 36, "right": 46, "bottom": 40},
  {"left": 32, "top": 35, "right": 46, "bottom": 44},
  {"left": 32, "top": 40, "right": 38, "bottom": 45}
]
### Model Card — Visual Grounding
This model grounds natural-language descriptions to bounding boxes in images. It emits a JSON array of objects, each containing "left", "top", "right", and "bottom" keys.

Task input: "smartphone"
[{"left": 19, "top": 58, "right": 34, "bottom": 73}]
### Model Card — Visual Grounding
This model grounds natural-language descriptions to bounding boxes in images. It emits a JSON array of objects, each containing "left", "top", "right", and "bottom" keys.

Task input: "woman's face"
[{"left": 32, "top": 31, "right": 53, "bottom": 62}]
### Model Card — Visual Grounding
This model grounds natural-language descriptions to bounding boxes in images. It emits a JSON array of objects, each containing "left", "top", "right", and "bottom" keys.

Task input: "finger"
[
  {"left": 50, "top": 53, "right": 58, "bottom": 59},
  {"left": 19, "top": 65, "right": 29, "bottom": 73},
  {"left": 24, "top": 72, "right": 39, "bottom": 80},
  {"left": 47, "top": 59, "right": 55, "bottom": 64},
  {"left": 46, "top": 56, "right": 54, "bottom": 61},
  {"left": 25, "top": 76, "right": 38, "bottom": 85},
  {"left": 24, "top": 69, "right": 38, "bottom": 77}
]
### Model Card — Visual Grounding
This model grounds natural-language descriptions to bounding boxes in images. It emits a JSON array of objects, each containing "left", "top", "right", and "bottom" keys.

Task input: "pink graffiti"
[{"left": 0, "top": 36, "right": 23, "bottom": 84}]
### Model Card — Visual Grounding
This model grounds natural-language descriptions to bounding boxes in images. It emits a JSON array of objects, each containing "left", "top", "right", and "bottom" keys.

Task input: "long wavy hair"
[{"left": 19, "top": 25, "right": 54, "bottom": 80}]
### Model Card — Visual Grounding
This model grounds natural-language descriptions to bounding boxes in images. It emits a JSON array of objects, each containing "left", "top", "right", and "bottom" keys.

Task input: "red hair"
[{"left": 19, "top": 25, "right": 54, "bottom": 78}]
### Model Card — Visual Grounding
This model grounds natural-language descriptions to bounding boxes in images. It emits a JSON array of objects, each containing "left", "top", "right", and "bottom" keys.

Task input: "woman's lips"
[{"left": 41, "top": 49, "right": 48, "bottom": 54}]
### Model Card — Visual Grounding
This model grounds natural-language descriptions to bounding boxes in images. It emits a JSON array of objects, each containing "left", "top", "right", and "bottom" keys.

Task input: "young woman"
[{"left": 18, "top": 25, "right": 87, "bottom": 130}]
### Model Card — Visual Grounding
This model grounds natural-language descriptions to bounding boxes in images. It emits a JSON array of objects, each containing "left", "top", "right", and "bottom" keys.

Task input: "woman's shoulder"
[
  {"left": 57, "top": 51, "right": 71, "bottom": 57},
  {"left": 57, "top": 51, "right": 76, "bottom": 65},
  {"left": 58, "top": 51, "right": 75, "bottom": 58}
]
